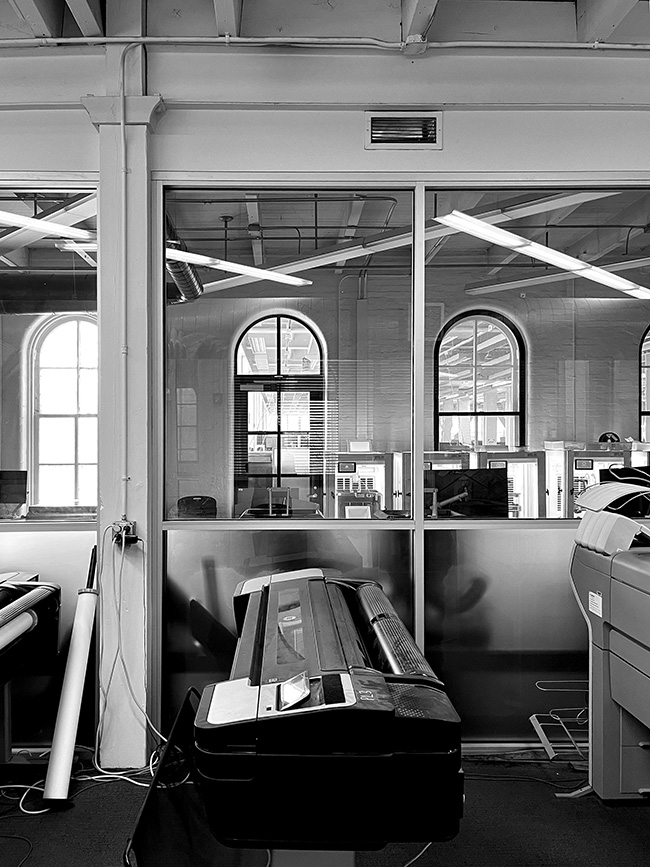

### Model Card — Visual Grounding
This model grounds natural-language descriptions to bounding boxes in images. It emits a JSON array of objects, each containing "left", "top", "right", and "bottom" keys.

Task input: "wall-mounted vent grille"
[{"left": 365, "top": 112, "right": 442, "bottom": 150}]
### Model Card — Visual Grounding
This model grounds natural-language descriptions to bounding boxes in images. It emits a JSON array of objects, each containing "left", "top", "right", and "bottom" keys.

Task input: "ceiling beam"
[
  {"left": 212, "top": 0, "right": 242, "bottom": 36},
  {"left": 64, "top": 0, "right": 103, "bottom": 36},
  {"left": 8, "top": 0, "right": 64, "bottom": 37},
  {"left": 401, "top": 0, "right": 440, "bottom": 39},
  {"left": 202, "top": 191, "right": 619, "bottom": 294},
  {"left": 576, "top": 0, "right": 638, "bottom": 42},
  {"left": 564, "top": 196, "right": 649, "bottom": 262},
  {"left": 487, "top": 200, "right": 589, "bottom": 276},
  {"left": 427, "top": 192, "right": 484, "bottom": 263}
]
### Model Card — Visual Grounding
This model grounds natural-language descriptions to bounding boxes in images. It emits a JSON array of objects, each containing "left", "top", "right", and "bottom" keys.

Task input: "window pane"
[
  {"left": 78, "top": 320, "right": 98, "bottom": 368},
  {"left": 281, "top": 392, "right": 310, "bottom": 431},
  {"left": 39, "top": 321, "right": 78, "bottom": 367},
  {"left": 280, "top": 318, "right": 320, "bottom": 374},
  {"left": 39, "top": 417, "right": 75, "bottom": 463},
  {"left": 39, "top": 369, "right": 78, "bottom": 414},
  {"left": 165, "top": 187, "right": 412, "bottom": 520},
  {"left": 179, "top": 427, "right": 197, "bottom": 449},
  {"left": 78, "top": 464, "right": 97, "bottom": 505},
  {"left": 280, "top": 433, "right": 311, "bottom": 474},
  {"left": 247, "top": 391, "right": 277, "bottom": 431},
  {"left": 79, "top": 369, "right": 98, "bottom": 413},
  {"left": 248, "top": 434, "right": 277, "bottom": 473},
  {"left": 237, "top": 318, "right": 277, "bottom": 374},
  {"left": 78, "top": 417, "right": 97, "bottom": 463},
  {"left": 179, "top": 405, "right": 197, "bottom": 425},
  {"left": 38, "top": 465, "right": 75, "bottom": 505},
  {"left": 438, "top": 367, "right": 474, "bottom": 407},
  {"left": 439, "top": 414, "right": 519, "bottom": 449},
  {"left": 177, "top": 387, "right": 196, "bottom": 404}
]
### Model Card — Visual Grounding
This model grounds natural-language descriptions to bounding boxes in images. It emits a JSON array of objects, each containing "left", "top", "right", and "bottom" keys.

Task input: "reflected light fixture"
[
  {"left": 0, "top": 209, "right": 96, "bottom": 240},
  {"left": 165, "top": 248, "right": 313, "bottom": 287},
  {"left": 435, "top": 210, "right": 650, "bottom": 300},
  {"left": 55, "top": 241, "right": 98, "bottom": 251}
]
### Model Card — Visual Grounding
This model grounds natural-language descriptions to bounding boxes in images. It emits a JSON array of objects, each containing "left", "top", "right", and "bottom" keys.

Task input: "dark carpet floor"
[{"left": 1, "top": 755, "right": 649, "bottom": 867}]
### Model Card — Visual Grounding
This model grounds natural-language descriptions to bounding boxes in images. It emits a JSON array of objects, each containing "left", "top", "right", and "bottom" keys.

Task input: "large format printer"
[
  {"left": 570, "top": 482, "right": 650, "bottom": 799},
  {"left": 194, "top": 568, "right": 463, "bottom": 849},
  {"left": 0, "top": 572, "right": 60, "bottom": 772}
]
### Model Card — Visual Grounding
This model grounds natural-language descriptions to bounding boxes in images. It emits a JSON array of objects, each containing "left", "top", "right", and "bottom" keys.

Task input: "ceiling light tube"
[
  {"left": 0, "top": 210, "right": 95, "bottom": 240},
  {"left": 436, "top": 210, "right": 650, "bottom": 299},
  {"left": 166, "top": 248, "right": 312, "bottom": 286},
  {"left": 55, "top": 241, "right": 99, "bottom": 252},
  {"left": 580, "top": 267, "right": 650, "bottom": 296},
  {"left": 434, "top": 212, "right": 530, "bottom": 249}
]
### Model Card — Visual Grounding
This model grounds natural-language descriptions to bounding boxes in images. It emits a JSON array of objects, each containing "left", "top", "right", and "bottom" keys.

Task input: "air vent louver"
[{"left": 365, "top": 112, "right": 442, "bottom": 150}]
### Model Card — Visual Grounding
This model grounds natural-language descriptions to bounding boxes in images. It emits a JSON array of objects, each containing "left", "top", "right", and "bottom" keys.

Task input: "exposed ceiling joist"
[
  {"left": 564, "top": 196, "right": 649, "bottom": 262},
  {"left": 576, "top": 0, "right": 639, "bottom": 42},
  {"left": 401, "top": 0, "right": 440, "bottom": 39},
  {"left": 213, "top": 0, "right": 242, "bottom": 36},
  {"left": 8, "top": 0, "right": 63, "bottom": 37},
  {"left": 427, "top": 192, "right": 484, "bottom": 263},
  {"left": 202, "top": 191, "right": 618, "bottom": 294},
  {"left": 0, "top": 193, "right": 97, "bottom": 255},
  {"left": 487, "top": 200, "right": 588, "bottom": 276},
  {"left": 64, "top": 0, "right": 103, "bottom": 37}
]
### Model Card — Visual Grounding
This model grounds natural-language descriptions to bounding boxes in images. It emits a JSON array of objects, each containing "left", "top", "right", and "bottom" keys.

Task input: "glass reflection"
[{"left": 165, "top": 187, "right": 413, "bottom": 519}]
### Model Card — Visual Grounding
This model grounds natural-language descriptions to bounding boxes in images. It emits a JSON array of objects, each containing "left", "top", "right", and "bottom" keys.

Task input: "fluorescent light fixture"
[
  {"left": 436, "top": 210, "right": 650, "bottom": 300},
  {"left": 0, "top": 209, "right": 95, "bottom": 241},
  {"left": 55, "top": 241, "right": 99, "bottom": 252},
  {"left": 466, "top": 257, "right": 650, "bottom": 295},
  {"left": 165, "top": 247, "right": 313, "bottom": 287}
]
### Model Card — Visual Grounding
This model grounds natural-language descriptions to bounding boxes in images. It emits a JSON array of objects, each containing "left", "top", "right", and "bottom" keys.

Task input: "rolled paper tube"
[
  {"left": 44, "top": 588, "right": 98, "bottom": 801},
  {"left": 0, "top": 610, "right": 36, "bottom": 652}
]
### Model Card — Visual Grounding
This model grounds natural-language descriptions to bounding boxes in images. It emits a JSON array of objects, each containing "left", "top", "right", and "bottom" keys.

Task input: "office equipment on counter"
[
  {"left": 194, "top": 568, "right": 463, "bottom": 850},
  {"left": 569, "top": 482, "right": 650, "bottom": 799},
  {"left": 0, "top": 470, "right": 28, "bottom": 519},
  {"left": 0, "top": 574, "right": 60, "bottom": 776}
]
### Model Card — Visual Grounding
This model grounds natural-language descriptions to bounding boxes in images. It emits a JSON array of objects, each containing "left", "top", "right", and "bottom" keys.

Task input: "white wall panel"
[
  {"left": 151, "top": 107, "right": 650, "bottom": 175},
  {"left": 0, "top": 110, "right": 97, "bottom": 171},
  {"left": 147, "top": 48, "right": 650, "bottom": 109},
  {"left": 0, "top": 48, "right": 104, "bottom": 103}
]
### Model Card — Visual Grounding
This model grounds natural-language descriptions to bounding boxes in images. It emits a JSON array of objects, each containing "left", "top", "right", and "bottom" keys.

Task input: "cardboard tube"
[{"left": 44, "top": 588, "right": 98, "bottom": 801}]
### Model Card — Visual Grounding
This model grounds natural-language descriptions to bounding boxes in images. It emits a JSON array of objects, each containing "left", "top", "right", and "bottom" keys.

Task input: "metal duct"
[{"left": 165, "top": 216, "right": 204, "bottom": 303}]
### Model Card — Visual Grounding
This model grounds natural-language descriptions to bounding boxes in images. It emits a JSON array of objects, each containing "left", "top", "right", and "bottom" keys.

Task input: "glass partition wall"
[
  {"left": 164, "top": 188, "right": 414, "bottom": 521},
  {"left": 162, "top": 184, "right": 650, "bottom": 740},
  {"left": 0, "top": 189, "right": 98, "bottom": 522}
]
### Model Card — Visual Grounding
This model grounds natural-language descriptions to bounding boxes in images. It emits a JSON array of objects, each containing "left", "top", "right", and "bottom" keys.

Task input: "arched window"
[
  {"left": 233, "top": 315, "right": 325, "bottom": 516},
  {"left": 642, "top": 328, "right": 650, "bottom": 440},
  {"left": 434, "top": 312, "right": 524, "bottom": 449},
  {"left": 31, "top": 315, "right": 98, "bottom": 506}
]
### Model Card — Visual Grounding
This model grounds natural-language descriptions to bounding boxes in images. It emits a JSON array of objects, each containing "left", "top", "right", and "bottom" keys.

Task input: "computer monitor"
[
  {"left": 0, "top": 470, "right": 27, "bottom": 519},
  {"left": 0, "top": 470, "right": 27, "bottom": 504},
  {"left": 424, "top": 468, "right": 509, "bottom": 518}
]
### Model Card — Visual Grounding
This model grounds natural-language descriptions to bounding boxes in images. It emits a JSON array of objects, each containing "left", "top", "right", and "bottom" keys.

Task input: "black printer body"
[{"left": 193, "top": 568, "right": 463, "bottom": 850}]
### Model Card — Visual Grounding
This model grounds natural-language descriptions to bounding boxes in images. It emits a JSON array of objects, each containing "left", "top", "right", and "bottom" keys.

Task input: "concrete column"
[{"left": 82, "top": 91, "right": 164, "bottom": 768}]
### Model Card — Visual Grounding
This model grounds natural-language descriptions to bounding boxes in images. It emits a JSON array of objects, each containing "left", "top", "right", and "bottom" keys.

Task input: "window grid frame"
[
  {"left": 434, "top": 311, "right": 526, "bottom": 451},
  {"left": 31, "top": 314, "right": 99, "bottom": 507}
]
